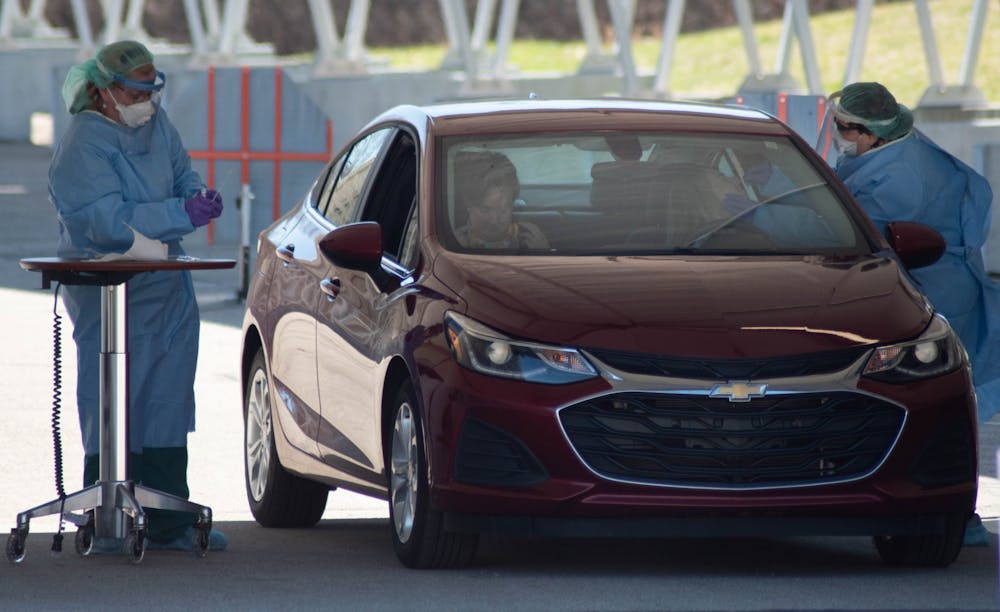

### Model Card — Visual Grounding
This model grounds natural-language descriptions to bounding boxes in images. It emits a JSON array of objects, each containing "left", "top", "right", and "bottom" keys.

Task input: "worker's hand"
[
  {"left": 201, "top": 188, "right": 223, "bottom": 208},
  {"left": 722, "top": 193, "right": 756, "bottom": 215},
  {"left": 185, "top": 189, "right": 224, "bottom": 227}
]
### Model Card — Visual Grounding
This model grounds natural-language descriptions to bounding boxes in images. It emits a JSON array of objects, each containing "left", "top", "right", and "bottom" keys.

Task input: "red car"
[{"left": 240, "top": 99, "right": 977, "bottom": 568}]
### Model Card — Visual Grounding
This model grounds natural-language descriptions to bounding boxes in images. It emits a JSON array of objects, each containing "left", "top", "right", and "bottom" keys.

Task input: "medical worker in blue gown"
[
  {"left": 49, "top": 41, "right": 227, "bottom": 551},
  {"left": 827, "top": 82, "right": 997, "bottom": 546}
]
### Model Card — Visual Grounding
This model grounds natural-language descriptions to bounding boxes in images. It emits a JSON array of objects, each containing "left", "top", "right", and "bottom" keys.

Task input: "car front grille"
[
  {"left": 586, "top": 347, "right": 868, "bottom": 379},
  {"left": 560, "top": 391, "right": 904, "bottom": 489}
]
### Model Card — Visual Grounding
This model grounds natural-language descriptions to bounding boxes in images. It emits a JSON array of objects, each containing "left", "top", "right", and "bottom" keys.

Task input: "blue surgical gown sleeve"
[
  {"left": 49, "top": 110, "right": 203, "bottom": 257},
  {"left": 847, "top": 159, "right": 925, "bottom": 237}
]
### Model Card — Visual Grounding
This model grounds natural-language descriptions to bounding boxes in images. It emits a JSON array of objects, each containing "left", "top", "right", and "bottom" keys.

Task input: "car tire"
[
  {"left": 244, "top": 348, "right": 329, "bottom": 527},
  {"left": 388, "top": 383, "right": 477, "bottom": 569},
  {"left": 873, "top": 512, "right": 967, "bottom": 567}
]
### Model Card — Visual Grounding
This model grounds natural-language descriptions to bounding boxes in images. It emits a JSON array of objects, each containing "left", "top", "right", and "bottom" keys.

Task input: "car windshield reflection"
[{"left": 437, "top": 132, "right": 866, "bottom": 256}]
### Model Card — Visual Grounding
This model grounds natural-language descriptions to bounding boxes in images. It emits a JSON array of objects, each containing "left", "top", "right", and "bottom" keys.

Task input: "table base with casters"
[{"left": 7, "top": 257, "right": 235, "bottom": 564}]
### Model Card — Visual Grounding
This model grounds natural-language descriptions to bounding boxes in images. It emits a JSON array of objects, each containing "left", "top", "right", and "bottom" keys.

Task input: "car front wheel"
[
  {"left": 873, "top": 512, "right": 967, "bottom": 567},
  {"left": 388, "top": 383, "right": 477, "bottom": 568},
  {"left": 244, "top": 348, "right": 329, "bottom": 527}
]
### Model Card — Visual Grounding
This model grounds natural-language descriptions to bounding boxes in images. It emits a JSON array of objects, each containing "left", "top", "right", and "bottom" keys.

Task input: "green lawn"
[{"left": 367, "top": 0, "right": 998, "bottom": 107}]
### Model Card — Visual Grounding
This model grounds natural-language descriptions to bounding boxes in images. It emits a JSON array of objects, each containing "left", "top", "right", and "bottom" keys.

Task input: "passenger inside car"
[
  {"left": 452, "top": 151, "right": 549, "bottom": 250},
  {"left": 589, "top": 160, "right": 735, "bottom": 246}
]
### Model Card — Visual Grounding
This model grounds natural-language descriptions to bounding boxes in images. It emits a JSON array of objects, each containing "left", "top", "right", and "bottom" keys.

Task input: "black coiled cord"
[
  {"left": 51, "top": 284, "right": 67, "bottom": 551},
  {"left": 51, "top": 283, "right": 65, "bottom": 499}
]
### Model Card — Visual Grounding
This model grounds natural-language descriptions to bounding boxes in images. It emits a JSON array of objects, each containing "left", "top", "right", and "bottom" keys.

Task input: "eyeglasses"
[
  {"left": 112, "top": 83, "right": 153, "bottom": 104},
  {"left": 834, "top": 119, "right": 869, "bottom": 135}
]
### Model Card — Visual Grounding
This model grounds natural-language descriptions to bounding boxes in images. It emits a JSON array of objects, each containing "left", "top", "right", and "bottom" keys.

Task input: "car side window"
[
  {"left": 360, "top": 131, "right": 418, "bottom": 264},
  {"left": 309, "top": 160, "right": 340, "bottom": 211},
  {"left": 318, "top": 127, "right": 393, "bottom": 226}
]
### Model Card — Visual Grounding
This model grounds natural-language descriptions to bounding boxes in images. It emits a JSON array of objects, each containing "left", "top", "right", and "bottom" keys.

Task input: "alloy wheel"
[
  {"left": 245, "top": 368, "right": 273, "bottom": 503},
  {"left": 390, "top": 401, "right": 418, "bottom": 543}
]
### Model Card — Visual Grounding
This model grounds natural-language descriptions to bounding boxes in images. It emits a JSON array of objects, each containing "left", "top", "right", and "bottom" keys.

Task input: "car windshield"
[{"left": 436, "top": 131, "right": 868, "bottom": 256}]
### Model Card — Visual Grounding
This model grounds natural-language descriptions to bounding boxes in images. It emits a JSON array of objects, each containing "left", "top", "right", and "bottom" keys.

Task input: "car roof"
[{"left": 367, "top": 98, "right": 792, "bottom": 139}]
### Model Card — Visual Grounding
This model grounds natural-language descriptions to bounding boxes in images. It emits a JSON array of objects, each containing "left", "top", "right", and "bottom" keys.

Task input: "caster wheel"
[
  {"left": 6, "top": 530, "right": 26, "bottom": 564},
  {"left": 124, "top": 532, "right": 145, "bottom": 565},
  {"left": 75, "top": 526, "right": 94, "bottom": 557},
  {"left": 193, "top": 527, "right": 209, "bottom": 558}
]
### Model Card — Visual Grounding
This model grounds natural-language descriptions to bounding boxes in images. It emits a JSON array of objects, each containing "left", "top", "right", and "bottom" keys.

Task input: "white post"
[
  {"left": 843, "top": 0, "right": 874, "bottom": 85},
  {"left": 0, "top": 0, "right": 23, "bottom": 39},
  {"left": 309, "top": 0, "right": 341, "bottom": 61},
  {"left": 237, "top": 183, "right": 255, "bottom": 300},
  {"left": 577, "top": 0, "right": 602, "bottom": 57},
  {"left": 653, "top": 0, "right": 685, "bottom": 97},
  {"left": 218, "top": 0, "right": 250, "bottom": 55},
  {"left": 914, "top": 0, "right": 945, "bottom": 89},
  {"left": 732, "top": 0, "right": 762, "bottom": 76},
  {"left": 439, "top": 0, "right": 477, "bottom": 81},
  {"left": 490, "top": 0, "right": 520, "bottom": 78},
  {"left": 184, "top": 0, "right": 209, "bottom": 55},
  {"left": 607, "top": 0, "right": 637, "bottom": 96},
  {"left": 27, "top": 0, "right": 44, "bottom": 20},
  {"left": 790, "top": 0, "right": 822, "bottom": 94},
  {"left": 71, "top": 0, "right": 95, "bottom": 51},
  {"left": 202, "top": 0, "right": 221, "bottom": 35},
  {"left": 344, "top": 0, "right": 370, "bottom": 63},
  {"left": 958, "top": 0, "right": 988, "bottom": 86},
  {"left": 100, "top": 0, "right": 124, "bottom": 44},
  {"left": 470, "top": 0, "right": 496, "bottom": 53},
  {"left": 125, "top": 0, "right": 145, "bottom": 31}
]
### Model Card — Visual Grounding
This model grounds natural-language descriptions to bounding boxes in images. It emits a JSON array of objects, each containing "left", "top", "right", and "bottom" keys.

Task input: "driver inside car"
[{"left": 453, "top": 151, "right": 549, "bottom": 250}]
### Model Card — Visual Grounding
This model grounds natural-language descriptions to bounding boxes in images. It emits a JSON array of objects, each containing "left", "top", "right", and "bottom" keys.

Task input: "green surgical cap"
[
  {"left": 61, "top": 40, "right": 154, "bottom": 114},
  {"left": 828, "top": 82, "right": 913, "bottom": 141}
]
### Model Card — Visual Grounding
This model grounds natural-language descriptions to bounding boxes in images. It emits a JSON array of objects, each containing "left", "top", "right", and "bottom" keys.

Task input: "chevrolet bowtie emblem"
[{"left": 710, "top": 382, "right": 767, "bottom": 402}]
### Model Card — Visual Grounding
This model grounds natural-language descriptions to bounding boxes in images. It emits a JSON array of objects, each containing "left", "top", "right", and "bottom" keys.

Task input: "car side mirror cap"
[
  {"left": 319, "top": 222, "right": 383, "bottom": 272},
  {"left": 885, "top": 221, "right": 945, "bottom": 270}
]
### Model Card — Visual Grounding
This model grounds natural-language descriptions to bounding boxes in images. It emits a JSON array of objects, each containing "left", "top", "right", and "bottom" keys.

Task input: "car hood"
[{"left": 431, "top": 254, "right": 932, "bottom": 358}]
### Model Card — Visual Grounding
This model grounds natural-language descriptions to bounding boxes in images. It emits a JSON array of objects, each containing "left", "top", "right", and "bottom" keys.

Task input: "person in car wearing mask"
[
  {"left": 828, "top": 82, "right": 997, "bottom": 547},
  {"left": 50, "top": 40, "right": 226, "bottom": 552}
]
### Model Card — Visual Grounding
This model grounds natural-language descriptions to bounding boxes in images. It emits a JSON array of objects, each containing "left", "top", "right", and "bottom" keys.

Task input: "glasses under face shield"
[
  {"left": 111, "top": 70, "right": 166, "bottom": 103},
  {"left": 833, "top": 118, "right": 870, "bottom": 135}
]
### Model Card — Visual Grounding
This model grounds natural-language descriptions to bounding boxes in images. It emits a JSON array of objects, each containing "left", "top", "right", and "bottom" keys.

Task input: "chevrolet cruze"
[{"left": 240, "top": 99, "right": 977, "bottom": 568}]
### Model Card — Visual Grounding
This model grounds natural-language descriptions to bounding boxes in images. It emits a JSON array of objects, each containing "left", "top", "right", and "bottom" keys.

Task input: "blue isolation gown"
[
  {"left": 49, "top": 108, "right": 205, "bottom": 454},
  {"left": 835, "top": 130, "right": 1000, "bottom": 421}
]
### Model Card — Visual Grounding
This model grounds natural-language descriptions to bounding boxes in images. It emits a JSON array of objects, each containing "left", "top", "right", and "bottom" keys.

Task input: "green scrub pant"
[{"left": 83, "top": 447, "right": 193, "bottom": 543}]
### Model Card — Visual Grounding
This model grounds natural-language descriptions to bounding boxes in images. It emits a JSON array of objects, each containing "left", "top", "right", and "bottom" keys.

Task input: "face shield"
[{"left": 817, "top": 91, "right": 889, "bottom": 163}]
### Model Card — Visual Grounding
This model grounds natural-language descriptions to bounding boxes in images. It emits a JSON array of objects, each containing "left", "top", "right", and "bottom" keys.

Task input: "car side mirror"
[
  {"left": 318, "top": 222, "right": 383, "bottom": 273},
  {"left": 885, "top": 221, "right": 945, "bottom": 270}
]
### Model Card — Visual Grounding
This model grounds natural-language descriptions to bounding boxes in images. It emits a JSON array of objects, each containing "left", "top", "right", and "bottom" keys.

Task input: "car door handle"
[
  {"left": 276, "top": 244, "right": 295, "bottom": 263},
  {"left": 320, "top": 277, "right": 341, "bottom": 299}
]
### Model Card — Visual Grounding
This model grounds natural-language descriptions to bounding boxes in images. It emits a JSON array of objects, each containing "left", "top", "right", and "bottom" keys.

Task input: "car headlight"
[
  {"left": 862, "top": 315, "right": 965, "bottom": 383},
  {"left": 444, "top": 312, "right": 598, "bottom": 384}
]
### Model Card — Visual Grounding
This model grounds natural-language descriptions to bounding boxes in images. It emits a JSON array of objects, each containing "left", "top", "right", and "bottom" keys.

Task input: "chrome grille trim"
[{"left": 555, "top": 348, "right": 907, "bottom": 491}]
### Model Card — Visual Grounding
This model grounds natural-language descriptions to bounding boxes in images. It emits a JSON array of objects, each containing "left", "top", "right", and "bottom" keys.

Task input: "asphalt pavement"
[{"left": 0, "top": 141, "right": 997, "bottom": 610}]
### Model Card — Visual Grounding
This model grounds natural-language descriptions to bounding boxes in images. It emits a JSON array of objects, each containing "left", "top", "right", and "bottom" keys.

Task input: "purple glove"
[
  {"left": 184, "top": 189, "right": 224, "bottom": 227},
  {"left": 722, "top": 193, "right": 756, "bottom": 215},
  {"left": 743, "top": 163, "right": 772, "bottom": 187}
]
